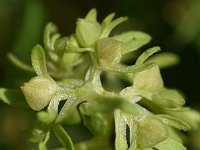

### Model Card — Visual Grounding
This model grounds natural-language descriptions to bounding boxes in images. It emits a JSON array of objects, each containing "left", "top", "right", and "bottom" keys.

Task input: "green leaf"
[
  {"left": 101, "top": 13, "right": 115, "bottom": 29},
  {"left": 152, "top": 88, "right": 185, "bottom": 108},
  {"left": 43, "top": 22, "right": 58, "bottom": 51},
  {"left": 155, "top": 138, "right": 186, "bottom": 150},
  {"left": 49, "top": 33, "right": 61, "bottom": 50},
  {"left": 7, "top": 53, "right": 34, "bottom": 72},
  {"left": 163, "top": 109, "right": 200, "bottom": 130},
  {"left": 136, "top": 46, "right": 161, "bottom": 65},
  {"left": 52, "top": 124, "right": 74, "bottom": 150},
  {"left": 147, "top": 52, "right": 180, "bottom": 68},
  {"left": 85, "top": 8, "right": 97, "bottom": 21},
  {"left": 113, "top": 31, "right": 151, "bottom": 54},
  {"left": 100, "top": 17, "right": 128, "bottom": 38},
  {"left": 155, "top": 114, "right": 191, "bottom": 131},
  {"left": 0, "top": 88, "right": 28, "bottom": 108},
  {"left": 31, "top": 44, "right": 52, "bottom": 80},
  {"left": 114, "top": 110, "right": 128, "bottom": 150}
]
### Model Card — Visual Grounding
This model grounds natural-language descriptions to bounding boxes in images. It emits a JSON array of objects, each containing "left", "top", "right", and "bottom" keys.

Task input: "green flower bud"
[
  {"left": 97, "top": 37, "right": 124, "bottom": 67},
  {"left": 138, "top": 116, "right": 168, "bottom": 148},
  {"left": 62, "top": 52, "right": 81, "bottom": 67},
  {"left": 54, "top": 37, "right": 68, "bottom": 52},
  {"left": 76, "top": 19, "right": 101, "bottom": 47},
  {"left": 134, "top": 65, "right": 163, "bottom": 92},
  {"left": 21, "top": 76, "right": 58, "bottom": 111}
]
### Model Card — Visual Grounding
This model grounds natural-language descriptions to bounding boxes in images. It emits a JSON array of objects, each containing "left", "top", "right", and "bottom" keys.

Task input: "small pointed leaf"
[
  {"left": 85, "top": 8, "right": 97, "bottom": 21},
  {"left": 50, "top": 33, "right": 61, "bottom": 49},
  {"left": 100, "top": 17, "right": 128, "bottom": 38},
  {"left": 31, "top": 44, "right": 52, "bottom": 80},
  {"left": 155, "top": 114, "right": 191, "bottom": 131},
  {"left": 101, "top": 13, "right": 115, "bottom": 29},
  {"left": 136, "top": 46, "right": 160, "bottom": 65},
  {"left": 147, "top": 52, "right": 180, "bottom": 68},
  {"left": 163, "top": 109, "right": 200, "bottom": 130},
  {"left": 44, "top": 22, "right": 58, "bottom": 50},
  {"left": 8, "top": 53, "right": 34, "bottom": 72},
  {"left": 102, "top": 62, "right": 155, "bottom": 74},
  {"left": 52, "top": 124, "right": 74, "bottom": 150}
]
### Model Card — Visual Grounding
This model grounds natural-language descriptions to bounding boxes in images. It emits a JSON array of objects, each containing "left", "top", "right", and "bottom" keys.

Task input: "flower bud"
[
  {"left": 134, "top": 65, "right": 163, "bottom": 92},
  {"left": 21, "top": 76, "right": 58, "bottom": 111},
  {"left": 54, "top": 37, "right": 68, "bottom": 52},
  {"left": 138, "top": 116, "right": 167, "bottom": 148},
  {"left": 76, "top": 19, "right": 101, "bottom": 47},
  {"left": 97, "top": 37, "right": 124, "bottom": 67},
  {"left": 62, "top": 52, "right": 81, "bottom": 68}
]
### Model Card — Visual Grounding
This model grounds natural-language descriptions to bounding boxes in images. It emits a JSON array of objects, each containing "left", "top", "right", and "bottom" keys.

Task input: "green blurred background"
[{"left": 0, "top": 0, "right": 200, "bottom": 149}]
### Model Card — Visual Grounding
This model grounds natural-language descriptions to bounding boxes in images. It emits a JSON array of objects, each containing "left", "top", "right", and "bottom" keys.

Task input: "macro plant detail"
[{"left": 0, "top": 8, "right": 200, "bottom": 150}]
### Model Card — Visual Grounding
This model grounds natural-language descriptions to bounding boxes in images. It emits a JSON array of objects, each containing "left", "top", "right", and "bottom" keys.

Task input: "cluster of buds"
[{"left": 19, "top": 9, "right": 199, "bottom": 150}]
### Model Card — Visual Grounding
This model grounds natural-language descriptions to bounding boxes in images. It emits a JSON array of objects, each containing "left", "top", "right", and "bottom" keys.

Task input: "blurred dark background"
[{"left": 0, "top": 0, "right": 200, "bottom": 149}]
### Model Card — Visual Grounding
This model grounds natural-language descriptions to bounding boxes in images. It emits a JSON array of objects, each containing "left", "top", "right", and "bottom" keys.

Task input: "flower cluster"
[{"left": 2, "top": 8, "right": 200, "bottom": 150}]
